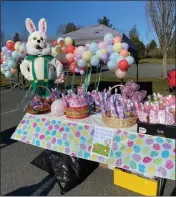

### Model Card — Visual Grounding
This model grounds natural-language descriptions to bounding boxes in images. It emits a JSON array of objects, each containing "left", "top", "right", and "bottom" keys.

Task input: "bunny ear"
[
  {"left": 25, "top": 18, "right": 36, "bottom": 34},
  {"left": 38, "top": 18, "right": 47, "bottom": 34}
]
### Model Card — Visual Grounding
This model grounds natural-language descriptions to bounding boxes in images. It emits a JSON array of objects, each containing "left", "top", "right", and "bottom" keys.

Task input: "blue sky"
[{"left": 2, "top": 1, "right": 154, "bottom": 45}]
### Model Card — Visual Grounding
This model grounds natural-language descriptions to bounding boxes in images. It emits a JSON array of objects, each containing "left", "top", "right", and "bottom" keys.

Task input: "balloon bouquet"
[
  {"left": 52, "top": 37, "right": 89, "bottom": 76},
  {"left": 52, "top": 33, "right": 135, "bottom": 81},
  {"left": 1, "top": 40, "right": 27, "bottom": 79},
  {"left": 105, "top": 34, "right": 135, "bottom": 79}
]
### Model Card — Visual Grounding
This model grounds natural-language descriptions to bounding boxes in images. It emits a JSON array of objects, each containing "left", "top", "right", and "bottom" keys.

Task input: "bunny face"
[{"left": 25, "top": 18, "right": 51, "bottom": 55}]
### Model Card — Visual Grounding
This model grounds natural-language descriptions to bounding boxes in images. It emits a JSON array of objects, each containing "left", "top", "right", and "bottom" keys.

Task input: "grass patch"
[
  {"left": 139, "top": 58, "right": 175, "bottom": 64},
  {"left": 92, "top": 143, "right": 110, "bottom": 157}
]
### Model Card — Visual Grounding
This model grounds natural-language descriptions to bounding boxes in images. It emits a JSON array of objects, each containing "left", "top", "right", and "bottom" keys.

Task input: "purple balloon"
[
  {"left": 122, "top": 42, "right": 129, "bottom": 50},
  {"left": 76, "top": 53, "right": 82, "bottom": 59},
  {"left": 107, "top": 45, "right": 114, "bottom": 54},
  {"left": 75, "top": 67, "right": 80, "bottom": 73},
  {"left": 2, "top": 63, "right": 7, "bottom": 68},
  {"left": 104, "top": 55, "right": 109, "bottom": 64},
  {"left": 105, "top": 38, "right": 113, "bottom": 45},
  {"left": 7, "top": 50, "right": 12, "bottom": 57},
  {"left": 100, "top": 53, "right": 108, "bottom": 61}
]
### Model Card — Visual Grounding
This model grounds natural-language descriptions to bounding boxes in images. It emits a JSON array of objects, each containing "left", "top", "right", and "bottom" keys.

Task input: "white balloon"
[
  {"left": 1, "top": 67, "right": 5, "bottom": 74},
  {"left": 115, "top": 69, "right": 127, "bottom": 79},
  {"left": 51, "top": 99, "right": 65, "bottom": 117}
]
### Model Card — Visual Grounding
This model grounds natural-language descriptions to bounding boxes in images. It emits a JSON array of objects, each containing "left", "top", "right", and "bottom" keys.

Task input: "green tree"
[
  {"left": 146, "top": 40, "right": 157, "bottom": 57},
  {"left": 13, "top": 33, "right": 20, "bottom": 42},
  {"left": 56, "top": 23, "right": 83, "bottom": 35},
  {"left": 128, "top": 25, "right": 146, "bottom": 59},
  {"left": 148, "top": 40, "right": 157, "bottom": 49},
  {"left": 65, "top": 22, "right": 78, "bottom": 33},
  {"left": 97, "top": 16, "right": 115, "bottom": 29}
]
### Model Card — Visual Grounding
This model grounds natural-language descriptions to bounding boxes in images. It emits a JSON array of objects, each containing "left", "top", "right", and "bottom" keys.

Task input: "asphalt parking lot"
[{"left": 0, "top": 66, "right": 175, "bottom": 196}]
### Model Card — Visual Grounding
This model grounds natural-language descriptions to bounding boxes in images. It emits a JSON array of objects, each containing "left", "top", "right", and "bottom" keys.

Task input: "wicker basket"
[
  {"left": 65, "top": 105, "right": 89, "bottom": 119},
  {"left": 27, "top": 85, "right": 55, "bottom": 115},
  {"left": 101, "top": 84, "right": 138, "bottom": 128},
  {"left": 102, "top": 115, "right": 137, "bottom": 128}
]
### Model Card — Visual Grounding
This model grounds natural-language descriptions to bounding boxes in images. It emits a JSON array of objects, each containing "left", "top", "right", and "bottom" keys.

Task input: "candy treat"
[
  {"left": 158, "top": 109, "right": 166, "bottom": 125},
  {"left": 110, "top": 96, "right": 118, "bottom": 118},
  {"left": 97, "top": 81, "right": 146, "bottom": 119},
  {"left": 149, "top": 108, "right": 158, "bottom": 124},
  {"left": 90, "top": 90, "right": 101, "bottom": 109},
  {"left": 105, "top": 96, "right": 111, "bottom": 117},
  {"left": 51, "top": 88, "right": 62, "bottom": 100},
  {"left": 138, "top": 110, "right": 148, "bottom": 123},
  {"left": 77, "top": 87, "right": 84, "bottom": 95},
  {"left": 115, "top": 99, "right": 126, "bottom": 119},
  {"left": 62, "top": 89, "right": 89, "bottom": 108},
  {"left": 165, "top": 107, "right": 176, "bottom": 126},
  {"left": 136, "top": 93, "right": 176, "bottom": 125}
]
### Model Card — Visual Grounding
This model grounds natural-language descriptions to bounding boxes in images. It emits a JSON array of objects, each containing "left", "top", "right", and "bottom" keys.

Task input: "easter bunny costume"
[{"left": 20, "top": 18, "right": 64, "bottom": 96}]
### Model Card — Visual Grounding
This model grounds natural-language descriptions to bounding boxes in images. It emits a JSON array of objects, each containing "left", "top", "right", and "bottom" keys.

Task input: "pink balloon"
[
  {"left": 120, "top": 49, "right": 129, "bottom": 58},
  {"left": 98, "top": 42, "right": 107, "bottom": 49},
  {"left": 115, "top": 69, "right": 127, "bottom": 79},
  {"left": 66, "top": 53, "right": 74, "bottom": 60},
  {"left": 51, "top": 99, "right": 65, "bottom": 117},
  {"left": 3, "top": 55, "right": 8, "bottom": 61},
  {"left": 11, "top": 68, "right": 16, "bottom": 74},
  {"left": 80, "top": 69, "right": 85, "bottom": 75},
  {"left": 113, "top": 36, "right": 121, "bottom": 43}
]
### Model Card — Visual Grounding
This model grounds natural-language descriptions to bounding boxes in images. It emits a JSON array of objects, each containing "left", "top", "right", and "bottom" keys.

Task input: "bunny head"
[{"left": 25, "top": 18, "right": 51, "bottom": 55}]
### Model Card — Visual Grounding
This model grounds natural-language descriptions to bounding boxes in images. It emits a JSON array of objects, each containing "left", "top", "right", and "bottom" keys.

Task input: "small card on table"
[{"left": 92, "top": 126, "right": 115, "bottom": 158}]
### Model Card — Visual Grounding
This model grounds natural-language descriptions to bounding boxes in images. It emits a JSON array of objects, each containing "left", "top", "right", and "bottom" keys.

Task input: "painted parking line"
[
  {"left": 0, "top": 90, "right": 12, "bottom": 94},
  {"left": 1, "top": 108, "right": 21, "bottom": 116}
]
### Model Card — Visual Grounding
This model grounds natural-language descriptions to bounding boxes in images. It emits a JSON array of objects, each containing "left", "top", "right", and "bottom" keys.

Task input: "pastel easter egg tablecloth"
[{"left": 11, "top": 113, "right": 176, "bottom": 180}]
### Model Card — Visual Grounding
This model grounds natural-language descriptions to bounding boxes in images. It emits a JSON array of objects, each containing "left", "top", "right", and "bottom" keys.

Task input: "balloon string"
[
  {"left": 80, "top": 75, "right": 83, "bottom": 87},
  {"left": 94, "top": 66, "right": 99, "bottom": 89},
  {"left": 87, "top": 66, "right": 92, "bottom": 90},
  {"left": 64, "top": 71, "right": 69, "bottom": 93},
  {"left": 71, "top": 74, "right": 75, "bottom": 91},
  {"left": 83, "top": 68, "right": 89, "bottom": 91},
  {"left": 84, "top": 65, "right": 92, "bottom": 92},
  {"left": 16, "top": 85, "right": 32, "bottom": 108},
  {"left": 96, "top": 63, "right": 103, "bottom": 91}
]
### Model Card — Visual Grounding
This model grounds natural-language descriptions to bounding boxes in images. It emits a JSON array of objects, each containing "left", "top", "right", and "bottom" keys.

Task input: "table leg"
[{"left": 157, "top": 178, "right": 167, "bottom": 196}]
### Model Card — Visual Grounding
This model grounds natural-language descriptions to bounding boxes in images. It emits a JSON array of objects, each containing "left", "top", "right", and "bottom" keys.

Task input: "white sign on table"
[{"left": 91, "top": 126, "right": 115, "bottom": 158}]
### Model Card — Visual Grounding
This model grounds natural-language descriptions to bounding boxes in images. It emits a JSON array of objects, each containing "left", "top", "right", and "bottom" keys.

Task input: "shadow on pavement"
[
  {"left": 171, "top": 187, "right": 176, "bottom": 196},
  {"left": 0, "top": 126, "right": 17, "bottom": 149},
  {"left": 4, "top": 175, "right": 56, "bottom": 196}
]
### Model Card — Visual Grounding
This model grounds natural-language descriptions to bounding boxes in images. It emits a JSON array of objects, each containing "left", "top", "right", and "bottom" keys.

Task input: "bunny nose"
[{"left": 37, "top": 40, "right": 41, "bottom": 43}]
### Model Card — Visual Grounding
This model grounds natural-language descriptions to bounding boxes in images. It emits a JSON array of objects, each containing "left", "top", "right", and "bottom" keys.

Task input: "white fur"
[
  {"left": 25, "top": 18, "right": 50, "bottom": 56},
  {"left": 20, "top": 18, "right": 63, "bottom": 81},
  {"left": 20, "top": 57, "right": 63, "bottom": 80}
]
